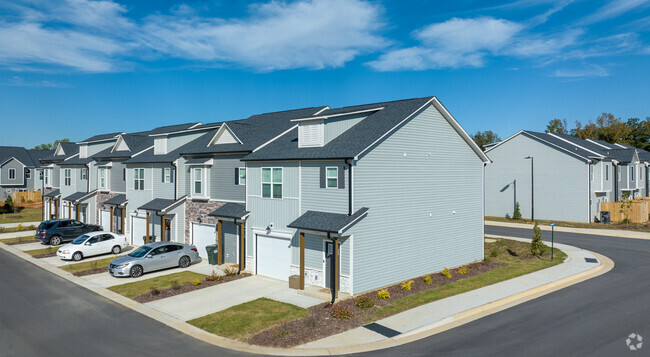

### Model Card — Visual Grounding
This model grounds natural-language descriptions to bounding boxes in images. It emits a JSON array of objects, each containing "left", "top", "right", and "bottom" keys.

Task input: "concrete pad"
[
  {"left": 0, "top": 222, "right": 40, "bottom": 229},
  {"left": 0, "top": 230, "right": 36, "bottom": 239},
  {"left": 297, "top": 326, "right": 385, "bottom": 349},
  {"left": 264, "top": 288, "right": 323, "bottom": 308},
  {"left": 13, "top": 242, "right": 45, "bottom": 251}
]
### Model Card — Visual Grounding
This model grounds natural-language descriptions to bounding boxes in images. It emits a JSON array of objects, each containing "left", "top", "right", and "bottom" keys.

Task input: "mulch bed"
[
  {"left": 249, "top": 261, "right": 502, "bottom": 348},
  {"left": 133, "top": 273, "right": 251, "bottom": 303},
  {"left": 6, "top": 240, "right": 38, "bottom": 246},
  {"left": 32, "top": 252, "right": 57, "bottom": 259}
]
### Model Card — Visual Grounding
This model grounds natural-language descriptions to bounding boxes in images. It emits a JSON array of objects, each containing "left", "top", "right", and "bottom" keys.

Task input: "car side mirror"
[
  {"left": 85, "top": 242, "right": 91, "bottom": 246},
  {"left": 146, "top": 255, "right": 153, "bottom": 259}
]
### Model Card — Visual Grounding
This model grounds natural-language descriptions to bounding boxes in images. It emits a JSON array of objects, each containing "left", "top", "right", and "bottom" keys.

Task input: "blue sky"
[{"left": 1, "top": 0, "right": 649, "bottom": 147}]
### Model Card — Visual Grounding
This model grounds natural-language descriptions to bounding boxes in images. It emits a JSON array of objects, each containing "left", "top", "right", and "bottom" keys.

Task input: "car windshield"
[
  {"left": 71, "top": 235, "right": 90, "bottom": 245},
  {"left": 129, "top": 246, "right": 152, "bottom": 258}
]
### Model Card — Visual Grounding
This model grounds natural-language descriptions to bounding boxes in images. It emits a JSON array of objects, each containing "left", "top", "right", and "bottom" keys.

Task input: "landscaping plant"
[
  {"left": 170, "top": 279, "right": 181, "bottom": 290},
  {"left": 205, "top": 270, "right": 222, "bottom": 282},
  {"left": 354, "top": 296, "right": 374, "bottom": 309},
  {"left": 330, "top": 305, "right": 354, "bottom": 320},
  {"left": 376, "top": 289, "right": 390, "bottom": 299},
  {"left": 3, "top": 196, "right": 15, "bottom": 214},
  {"left": 424, "top": 274, "right": 432, "bottom": 284},
  {"left": 620, "top": 193, "right": 633, "bottom": 226},
  {"left": 149, "top": 286, "right": 161, "bottom": 295},
  {"left": 192, "top": 278, "right": 201, "bottom": 286},
  {"left": 530, "top": 222, "right": 546, "bottom": 256},
  {"left": 513, "top": 201, "right": 522, "bottom": 220},
  {"left": 459, "top": 266, "right": 467, "bottom": 275},
  {"left": 224, "top": 267, "right": 237, "bottom": 277},
  {"left": 400, "top": 280, "right": 414, "bottom": 290},
  {"left": 442, "top": 267, "right": 452, "bottom": 279}
]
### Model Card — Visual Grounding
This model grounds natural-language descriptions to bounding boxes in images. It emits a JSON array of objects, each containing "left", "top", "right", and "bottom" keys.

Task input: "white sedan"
[{"left": 57, "top": 231, "right": 128, "bottom": 261}]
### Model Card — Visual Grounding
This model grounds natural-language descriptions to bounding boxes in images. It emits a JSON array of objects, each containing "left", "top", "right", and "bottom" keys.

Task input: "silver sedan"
[{"left": 108, "top": 242, "right": 201, "bottom": 278}]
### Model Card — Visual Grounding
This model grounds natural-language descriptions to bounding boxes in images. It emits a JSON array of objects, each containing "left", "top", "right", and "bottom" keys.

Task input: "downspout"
[
  {"left": 346, "top": 160, "right": 353, "bottom": 216},
  {"left": 172, "top": 160, "right": 178, "bottom": 200},
  {"left": 588, "top": 162, "right": 592, "bottom": 223},
  {"left": 328, "top": 232, "right": 335, "bottom": 304},
  {"left": 86, "top": 163, "right": 90, "bottom": 192},
  {"left": 614, "top": 163, "right": 618, "bottom": 202}
]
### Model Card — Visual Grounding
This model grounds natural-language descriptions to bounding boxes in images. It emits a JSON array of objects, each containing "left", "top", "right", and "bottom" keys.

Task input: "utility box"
[
  {"left": 288, "top": 275, "right": 300, "bottom": 289},
  {"left": 600, "top": 211, "right": 611, "bottom": 224},
  {"left": 205, "top": 244, "right": 219, "bottom": 265}
]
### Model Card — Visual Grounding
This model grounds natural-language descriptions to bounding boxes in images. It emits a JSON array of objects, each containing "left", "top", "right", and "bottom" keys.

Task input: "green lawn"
[
  {"left": 0, "top": 235, "right": 36, "bottom": 245},
  {"left": 60, "top": 256, "right": 116, "bottom": 274},
  {"left": 108, "top": 271, "right": 207, "bottom": 299},
  {"left": 373, "top": 239, "right": 567, "bottom": 319},
  {"left": 24, "top": 246, "right": 59, "bottom": 257},
  {"left": 0, "top": 207, "right": 42, "bottom": 224},
  {"left": 486, "top": 216, "right": 650, "bottom": 233},
  {"left": 188, "top": 298, "right": 309, "bottom": 341}
]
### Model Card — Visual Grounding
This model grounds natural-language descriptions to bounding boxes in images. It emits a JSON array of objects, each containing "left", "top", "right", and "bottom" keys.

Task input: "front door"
[
  {"left": 324, "top": 241, "right": 334, "bottom": 290},
  {"left": 164, "top": 218, "right": 171, "bottom": 242}
]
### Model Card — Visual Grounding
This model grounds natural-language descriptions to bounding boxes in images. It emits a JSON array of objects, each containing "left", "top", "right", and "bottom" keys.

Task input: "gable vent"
[{"left": 299, "top": 120, "right": 324, "bottom": 148}]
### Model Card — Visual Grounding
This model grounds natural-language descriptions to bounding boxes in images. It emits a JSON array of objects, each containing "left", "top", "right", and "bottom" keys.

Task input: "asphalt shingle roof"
[
  {"left": 59, "top": 156, "right": 94, "bottom": 165},
  {"left": 44, "top": 189, "right": 60, "bottom": 197},
  {"left": 208, "top": 203, "right": 250, "bottom": 220},
  {"left": 80, "top": 132, "right": 123, "bottom": 143},
  {"left": 242, "top": 97, "right": 434, "bottom": 161},
  {"left": 63, "top": 192, "right": 88, "bottom": 202},
  {"left": 92, "top": 134, "right": 153, "bottom": 160},
  {"left": 0, "top": 146, "right": 50, "bottom": 167},
  {"left": 288, "top": 208, "right": 369, "bottom": 234},
  {"left": 104, "top": 194, "right": 127, "bottom": 206},
  {"left": 522, "top": 131, "right": 598, "bottom": 161},
  {"left": 139, "top": 198, "right": 176, "bottom": 211}
]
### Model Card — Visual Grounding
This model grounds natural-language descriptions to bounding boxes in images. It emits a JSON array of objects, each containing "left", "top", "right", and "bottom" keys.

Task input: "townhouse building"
[{"left": 0, "top": 146, "right": 50, "bottom": 202}]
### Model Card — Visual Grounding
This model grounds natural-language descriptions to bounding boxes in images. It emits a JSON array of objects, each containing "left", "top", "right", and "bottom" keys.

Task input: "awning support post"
[
  {"left": 217, "top": 220, "right": 223, "bottom": 265},
  {"left": 299, "top": 231, "right": 305, "bottom": 290}
]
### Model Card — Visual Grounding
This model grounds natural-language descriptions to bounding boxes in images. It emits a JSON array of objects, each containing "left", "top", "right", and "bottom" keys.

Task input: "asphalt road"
[{"left": 1, "top": 226, "right": 648, "bottom": 357}]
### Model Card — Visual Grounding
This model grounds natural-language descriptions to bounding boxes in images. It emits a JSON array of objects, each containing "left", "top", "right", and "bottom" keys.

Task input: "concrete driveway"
[{"left": 146, "top": 275, "right": 324, "bottom": 321}]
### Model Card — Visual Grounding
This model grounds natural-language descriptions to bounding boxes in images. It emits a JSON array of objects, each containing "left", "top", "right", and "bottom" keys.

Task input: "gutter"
[{"left": 346, "top": 159, "right": 353, "bottom": 216}]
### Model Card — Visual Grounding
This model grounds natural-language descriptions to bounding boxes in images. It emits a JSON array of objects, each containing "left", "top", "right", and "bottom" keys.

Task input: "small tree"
[
  {"left": 530, "top": 222, "right": 545, "bottom": 257},
  {"left": 619, "top": 192, "right": 633, "bottom": 226},
  {"left": 513, "top": 202, "right": 522, "bottom": 220},
  {"left": 3, "top": 195, "right": 15, "bottom": 213}
]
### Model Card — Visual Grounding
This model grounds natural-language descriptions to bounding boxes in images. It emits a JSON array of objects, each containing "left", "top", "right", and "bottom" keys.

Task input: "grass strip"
[{"left": 108, "top": 271, "right": 207, "bottom": 299}]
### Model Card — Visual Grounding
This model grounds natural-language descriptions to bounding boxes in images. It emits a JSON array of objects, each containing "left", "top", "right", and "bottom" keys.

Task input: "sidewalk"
[
  {"left": 0, "top": 230, "right": 36, "bottom": 239},
  {"left": 0, "top": 221, "right": 40, "bottom": 229},
  {"left": 486, "top": 220, "right": 650, "bottom": 239}
]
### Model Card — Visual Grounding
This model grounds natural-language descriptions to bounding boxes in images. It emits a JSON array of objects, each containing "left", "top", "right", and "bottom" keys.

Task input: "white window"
[
  {"left": 81, "top": 168, "right": 87, "bottom": 180},
  {"left": 64, "top": 169, "right": 71, "bottom": 186},
  {"left": 25, "top": 169, "right": 31, "bottom": 179},
  {"left": 605, "top": 165, "right": 609, "bottom": 181},
  {"left": 44, "top": 169, "right": 50, "bottom": 185},
  {"left": 164, "top": 168, "right": 171, "bottom": 183},
  {"left": 640, "top": 166, "right": 643, "bottom": 181},
  {"left": 298, "top": 120, "right": 324, "bottom": 148},
  {"left": 99, "top": 168, "right": 107, "bottom": 189},
  {"left": 8, "top": 168, "right": 15, "bottom": 180},
  {"left": 39, "top": 171, "right": 43, "bottom": 180},
  {"left": 618, "top": 166, "right": 621, "bottom": 181},
  {"left": 631, "top": 166, "right": 634, "bottom": 182},
  {"left": 589, "top": 166, "right": 594, "bottom": 182},
  {"left": 239, "top": 167, "right": 246, "bottom": 185},
  {"left": 134, "top": 168, "right": 144, "bottom": 190},
  {"left": 326, "top": 167, "right": 338, "bottom": 188},
  {"left": 262, "top": 168, "right": 282, "bottom": 198},
  {"left": 192, "top": 168, "right": 204, "bottom": 196}
]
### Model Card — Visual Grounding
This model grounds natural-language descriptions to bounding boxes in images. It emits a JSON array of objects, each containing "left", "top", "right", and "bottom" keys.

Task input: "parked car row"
[{"left": 35, "top": 219, "right": 201, "bottom": 278}]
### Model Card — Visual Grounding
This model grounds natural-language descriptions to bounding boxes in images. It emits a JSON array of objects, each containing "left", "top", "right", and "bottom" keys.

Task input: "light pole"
[{"left": 524, "top": 156, "right": 534, "bottom": 222}]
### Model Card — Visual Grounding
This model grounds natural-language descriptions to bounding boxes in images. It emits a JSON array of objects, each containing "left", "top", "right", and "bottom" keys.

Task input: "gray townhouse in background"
[
  {"left": 0, "top": 146, "right": 51, "bottom": 202},
  {"left": 42, "top": 141, "right": 80, "bottom": 220},
  {"left": 485, "top": 130, "right": 649, "bottom": 223}
]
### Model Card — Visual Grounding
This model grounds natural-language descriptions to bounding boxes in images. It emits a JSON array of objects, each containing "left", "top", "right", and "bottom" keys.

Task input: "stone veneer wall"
[
  {"left": 184, "top": 199, "right": 222, "bottom": 244},
  {"left": 96, "top": 192, "right": 117, "bottom": 231}
]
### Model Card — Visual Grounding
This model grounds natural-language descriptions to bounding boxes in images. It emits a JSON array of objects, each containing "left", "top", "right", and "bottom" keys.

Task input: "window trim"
[
  {"left": 238, "top": 167, "right": 246, "bottom": 186},
  {"left": 25, "top": 169, "right": 31, "bottom": 179},
  {"left": 605, "top": 164, "right": 609, "bottom": 181},
  {"left": 261, "top": 167, "right": 283, "bottom": 199},
  {"left": 326, "top": 166, "right": 338, "bottom": 189},
  {"left": 64, "top": 168, "right": 71, "bottom": 186},
  {"left": 192, "top": 167, "right": 205, "bottom": 196},
  {"left": 631, "top": 166, "right": 635, "bottom": 182},
  {"left": 98, "top": 168, "right": 107, "bottom": 190},
  {"left": 134, "top": 168, "right": 144, "bottom": 191},
  {"left": 81, "top": 168, "right": 87, "bottom": 180},
  {"left": 164, "top": 167, "right": 171, "bottom": 183},
  {"left": 8, "top": 168, "right": 15, "bottom": 180}
]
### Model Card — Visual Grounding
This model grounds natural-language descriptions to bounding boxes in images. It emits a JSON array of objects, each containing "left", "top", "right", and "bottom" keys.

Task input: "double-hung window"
[
  {"left": 262, "top": 168, "right": 282, "bottom": 198},
  {"left": 134, "top": 168, "right": 144, "bottom": 190},
  {"left": 193, "top": 168, "right": 203, "bottom": 196},
  {"left": 81, "top": 168, "right": 87, "bottom": 180},
  {"left": 8, "top": 168, "right": 15, "bottom": 180},
  {"left": 605, "top": 165, "right": 609, "bottom": 181},
  {"left": 239, "top": 168, "right": 246, "bottom": 185},
  {"left": 99, "top": 168, "right": 107, "bottom": 189},
  {"left": 64, "top": 169, "right": 71, "bottom": 186},
  {"left": 164, "top": 168, "right": 171, "bottom": 183},
  {"left": 25, "top": 169, "right": 31, "bottom": 179},
  {"left": 326, "top": 167, "right": 338, "bottom": 188},
  {"left": 631, "top": 166, "right": 635, "bottom": 182},
  {"left": 44, "top": 169, "right": 49, "bottom": 185}
]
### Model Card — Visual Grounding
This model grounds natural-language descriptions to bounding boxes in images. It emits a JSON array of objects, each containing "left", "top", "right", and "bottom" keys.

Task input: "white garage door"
[
  {"left": 131, "top": 216, "right": 146, "bottom": 246},
  {"left": 192, "top": 223, "right": 216, "bottom": 259},
  {"left": 257, "top": 234, "right": 291, "bottom": 281},
  {"left": 100, "top": 210, "right": 110, "bottom": 231}
]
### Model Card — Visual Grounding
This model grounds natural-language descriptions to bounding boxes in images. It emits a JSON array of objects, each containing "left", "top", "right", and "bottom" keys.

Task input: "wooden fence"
[
  {"left": 11, "top": 190, "right": 42, "bottom": 204},
  {"left": 601, "top": 200, "right": 649, "bottom": 223}
]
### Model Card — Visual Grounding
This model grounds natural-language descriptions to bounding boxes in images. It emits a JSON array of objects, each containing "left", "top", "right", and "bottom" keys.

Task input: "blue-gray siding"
[{"left": 210, "top": 155, "right": 246, "bottom": 202}]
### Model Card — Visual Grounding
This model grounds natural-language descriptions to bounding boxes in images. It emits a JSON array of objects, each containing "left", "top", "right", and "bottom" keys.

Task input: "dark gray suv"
[{"left": 35, "top": 220, "right": 102, "bottom": 245}]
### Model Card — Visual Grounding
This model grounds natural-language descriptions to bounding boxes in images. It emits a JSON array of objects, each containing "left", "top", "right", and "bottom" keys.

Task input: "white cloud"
[
  {"left": 369, "top": 17, "right": 522, "bottom": 71},
  {"left": 581, "top": 0, "right": 650, "bottom": 24},
  {"left": 3, "top": 75, "right": 72, "bottom": 87},
  {"left": 552, "top": 64, "right": 610, "bottom": 77},
  {"left": 507, "top": 28, "right": 583, "bottom": 57}
]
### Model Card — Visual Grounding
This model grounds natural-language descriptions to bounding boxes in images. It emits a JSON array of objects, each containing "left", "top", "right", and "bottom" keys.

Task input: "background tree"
[
  {"left": 33, "top": 138, "right": 70, "bottom": 151},
  {"left": 530, "top": 222, "right": 545, "bottom": 257},
  {"left": 545, "top": 119, "right": 569, "bottom": 135},
  {"left": 3, "top": 195, "right": 15, "bottom": 213},
  {"left": 472, "top": 130, "right": 502, "bottom": 151},
  {"left": 512, "top": 202, "right": 522, "bottom": 220}
]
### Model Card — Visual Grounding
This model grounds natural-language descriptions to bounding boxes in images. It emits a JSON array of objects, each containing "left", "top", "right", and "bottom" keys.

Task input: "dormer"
[
  {"left": 292, "top": 107, "right": 381, "bottom": 148},
  {"left": 113, "top": 136, "right": 130, "bottom": 152},
  {"left": 54, "top": 143, "right": 66, "bottom": 157},
  {"left": 208, "top": 124, "right": 241, "bottom": 146}
]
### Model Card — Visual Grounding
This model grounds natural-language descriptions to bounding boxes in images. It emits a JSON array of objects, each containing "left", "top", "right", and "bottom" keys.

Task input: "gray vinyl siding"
[
  {"left": 59, "top": 167, "right": 78, "bottom": 200},
  {"left": 300, "top": 161, "right": 348, "bottom": 213},
  {"left": 591, "top": 161, "right": 615, "bottom": 217},
  {"left": 111, "top": 161, "right": 126, "bottom": 193},
  {"left": 210, "top": 154, "right": 246, "bottom": 202},
  {"left": 324, "top": 113, "right": 367, "bottom": 145},
  {"left": 25, "top": 168, "right": 35, "bottom": 190},
  {"left": 167, "top": 132, "right": 205, "bottom": 152},
  {"left": 349, "top": 104, "right": 485, "bottom": 294},
  {"left": 289, "top": 233, "right": 350, "bottom": 275},
  {"left": 485, "top": 133, "right": 589, "bottom": 222},
  {"left": 52, "top": 166, "right": 60, "bottom": 188},
  {"left": 177, "top": 157, "right": 187, "bottom": 197},
  {"left": 152, "top": 164, "right": 175, "bottom": 198},
  {"left": 222, "top": 221, "right": 238, "bottom": 263},
  {"left": 340, "top": 237, "right": 350, "bottom": 276},
  {"left": 166, "top": 203, "right": 185, "bottom": 243},
  {"left": 125, "top": 165, "right": 155, "bottom": 214},
  {"left": 86, "top": 141, "right": 114, "bottom": 157},
  {"left": 1, "top": 160, "right": 24, "bottom": 186},
  {"left": 88, "top": 163, "right": 97, "bottom": 191}
]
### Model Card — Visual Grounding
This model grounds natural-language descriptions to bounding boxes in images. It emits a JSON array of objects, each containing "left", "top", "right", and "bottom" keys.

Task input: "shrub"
[
  {"left": 3, "top": 196, "right": 14, "bottom": 213},
  {"left": 17, "top": 223, "right": 23, "bottom": 231},
  {"left": 441, "top": 267, "right": 452, "bottom": 279},
  {"left": 376, "top": 289, "right": 390, "bottom": 299},
  {"left": 304, "top": 317, "right": 318, "bottom": 328},
  {"left": 192, "top": 278, "right": 201, "bottom": 286},
  {"left": 205, "top": 270, "right": 222, "bottom": 282},
  {"left": 330, "top": 305, "right": 354, "bottom": 319},
  {"left": 149, "top": 286, "right": 161, "bottom": 295},
  {"left": 424, "top": 275, "right": 432, "bottom": 284},
  {"left": 530, "top": 222, "right": 546, "bottom": 256},
  {"left": 170, "top": 280, "right": 181, "bottom": 290},
  {"left": 223, "top": 267, "right": 237, "bottom": 277},
  {"left": 354, "top": 296, "right": 375, "bottom": 309},
  {"left": 400, "top": 280, "right": 414, "bottom": 290},
  {"left": 513, "top": 202, "right": 522, "bottom": 220},
  {"left": 489, "top": 249, "right": 499, "bottom": 258},
  {"left": 458, "top": 266, "right": 467, "bottom": 275}
]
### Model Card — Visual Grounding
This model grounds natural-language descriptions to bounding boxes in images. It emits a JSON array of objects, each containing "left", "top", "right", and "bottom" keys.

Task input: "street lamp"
[{"left": 524, "top": 156, "right": 534, "bottom": 222}]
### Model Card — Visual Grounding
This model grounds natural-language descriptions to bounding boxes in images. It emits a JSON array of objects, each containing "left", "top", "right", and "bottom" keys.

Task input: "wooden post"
[
  {"left": 76, "top": 204, "right": 80, "bottom": 221},
  {"left": 146, "top": 212, "right": 150, "bottom": 244},
  {"left": 299, "top": 232, "right": 305, "bottom": 290},
  {"left": 110, "top": 206, "right": 114, "bottom": 233},
  {"left": 239, "top": 222, "right": 245, "bottom": 272},
  {"left": 55, "top": 199, "right": 59, "bottom": 219},
  {"left": 121, "top": 208, "right": 125, "bottom": 234},
  {"left": 334, "top": 237, "right": 339, "bottom": 299},
  {"left": 217, "top": 220, "right": 223, "bottom": 265},
  {"left": 161, "top": 214, "right": 166, "bottom": 242}
]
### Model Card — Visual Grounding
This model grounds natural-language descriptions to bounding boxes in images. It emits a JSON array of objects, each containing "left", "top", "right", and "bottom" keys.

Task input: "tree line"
[{"left": 472, "top": 114, "right": 650, "bottom": 152}]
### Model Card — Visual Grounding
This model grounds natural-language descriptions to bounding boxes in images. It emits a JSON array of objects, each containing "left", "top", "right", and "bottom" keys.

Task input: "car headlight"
[
  {"left": 117, "top": 263, "right": 130, "bottom": 268},
  {"left": 60, "top": 250, "right": 69, "bottom": 254}
]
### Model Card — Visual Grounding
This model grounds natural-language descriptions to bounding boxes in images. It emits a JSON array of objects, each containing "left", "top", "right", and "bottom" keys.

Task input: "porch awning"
[
  {"left": 208, "top": 203, "right": 250, "bottom": 220},
  {"left": 185, "top": 157, "right": 213, "bottom": 166},
  {"left": 104, "top": 194, "right": 127, "bottom": 206},
  {"left": 288, "top": 207, "right": 369, "bottom": 234},
  {"left": 63, "top": 192, "right": 86, "bottom": 202},
  {"left": 44, "top": 189, "right": 60, "bottom": 198},
  {"left": 139, "top": 196, "right": 186, "bottom": 213}
]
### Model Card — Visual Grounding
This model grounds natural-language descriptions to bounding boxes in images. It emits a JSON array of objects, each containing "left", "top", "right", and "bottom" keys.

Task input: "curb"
[
  {"left": 486, "top": 220, "right": 650, "bottom": 240},
  {"left": 0, "top": 238, "right": 613, "bottom": 356}
]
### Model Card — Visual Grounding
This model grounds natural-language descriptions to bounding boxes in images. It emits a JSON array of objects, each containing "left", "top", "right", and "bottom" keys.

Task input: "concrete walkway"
[
  {"left": 0, "top": 221, "right": 40, "bottom": 229},
  {"left": 296, "top": 236, "right": 607, "bottom": 350},
  {"left": 146, "top": 275, "right": 324, "bottom": 321},
  {"left": 0, "top": 230, "right": 36, "bottom": 239},
  {"left": 486, "top": 220, "right": 650, "bottom": 239}
]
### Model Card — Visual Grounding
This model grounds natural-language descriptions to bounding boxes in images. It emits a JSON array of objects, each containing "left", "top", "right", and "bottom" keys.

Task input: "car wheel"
[
  {"left": 72, "top": 252, "right": 83, "bottom": 261},
  {"left": 178, "top": 256, "right": 191, "bottom": 268},
  {"left": 50, "top": 235, "right": 62, "bottom": 246},
  {"left": 111, "top": 245, "right": 121, "bottom": 254},
  {"left": 130, "top": 265, "right": 143, "bottom": 278}
]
